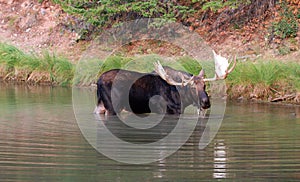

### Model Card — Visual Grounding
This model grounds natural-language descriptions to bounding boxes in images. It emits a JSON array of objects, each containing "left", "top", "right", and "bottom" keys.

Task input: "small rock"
[
  {"left": 69, "top": 40, "right": 76, "bottom": 46},
  {"left": 237, "top": 96, "right": 244, "bottom": 101},
  {"left": 41, "top": 8, "right": 46, "bottom": 15},
  {"left": 7, "top": 0, "right": 14, "bottom": 5},
  {"left": 32, "top": 5, "right": 39, "bottom": 11},
  {"left": 18, "top": 13, "right": 38, "bottom": 30},
  {"left": 250, "top": 93, "right": 258, "bottom": 99},
  {"left": 187, "top": 17, "right": 196, "bottom": 23},
  {"left": 21, "top": 1, "right": 30, "bottom": 8},
  {"left": 41, "top": 1, "right": 50, "bottom": 9}
]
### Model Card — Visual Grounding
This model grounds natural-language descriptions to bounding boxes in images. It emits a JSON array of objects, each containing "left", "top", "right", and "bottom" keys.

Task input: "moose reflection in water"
[
  {"left": 94, "top": 113, "right": 211, "bottom": 145},
  {"left": 94, "top": 50, "right": 236, "bottom": 116}
]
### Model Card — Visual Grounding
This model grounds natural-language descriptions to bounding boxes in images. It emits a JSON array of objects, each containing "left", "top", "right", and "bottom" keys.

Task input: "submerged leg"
[{"left": 93, "top": 102, "right": 106, "bottom": 114}]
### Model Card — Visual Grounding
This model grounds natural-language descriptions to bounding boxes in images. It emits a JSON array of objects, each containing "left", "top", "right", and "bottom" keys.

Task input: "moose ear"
[{"left": 198, "top": 69, "right": 205, "bottom": 77}]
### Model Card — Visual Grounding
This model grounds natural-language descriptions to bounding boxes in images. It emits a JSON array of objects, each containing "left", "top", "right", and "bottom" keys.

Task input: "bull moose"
[{"left": 94, "top": 51, "right": 236, "bottom": 115}]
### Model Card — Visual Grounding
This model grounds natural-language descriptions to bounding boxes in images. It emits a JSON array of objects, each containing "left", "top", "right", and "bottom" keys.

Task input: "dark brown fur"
[{"left": 95, "top": 67, "right": 210, "bottom": 115}]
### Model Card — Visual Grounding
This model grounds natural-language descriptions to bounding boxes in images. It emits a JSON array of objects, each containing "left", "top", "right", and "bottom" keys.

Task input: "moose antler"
[
  {"left": 203, "top": 51, "right": 237, "bottom": 82},
  {"left": 153, "top": 61, "right": 193, "bottom": 86}
]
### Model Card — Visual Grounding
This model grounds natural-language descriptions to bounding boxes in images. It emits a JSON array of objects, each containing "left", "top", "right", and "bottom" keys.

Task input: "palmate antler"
[
  {"left": 154, "top": 50, "right": 237, "bottom": 84},
  {"left": 203, "top": 51, "right": 237, "bottom": 82},
  {"left": 153, "top": 61, "right": 194, "bottom": 86}
]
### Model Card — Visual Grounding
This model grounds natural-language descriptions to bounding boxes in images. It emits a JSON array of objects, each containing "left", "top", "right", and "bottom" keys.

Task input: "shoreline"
[
  {"left": 1, "top": 42, "right": 299, "bottom": 105},
  {"left": 1, "top": 76, "right": 300, "bottom": 106}
]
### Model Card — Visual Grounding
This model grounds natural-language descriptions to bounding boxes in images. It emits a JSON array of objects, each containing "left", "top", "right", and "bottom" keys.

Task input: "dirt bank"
[{"left": 1, "top": 0, "right": 300, "bottom": 61}]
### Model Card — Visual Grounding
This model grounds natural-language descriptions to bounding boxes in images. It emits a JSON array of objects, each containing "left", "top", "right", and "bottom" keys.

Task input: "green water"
[{"left": 0, "top": 83, "right": 300, "bottom": 181}]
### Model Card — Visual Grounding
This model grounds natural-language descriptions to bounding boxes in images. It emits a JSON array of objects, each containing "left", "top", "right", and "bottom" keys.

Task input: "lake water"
[{"left": 0, "top": 83, "right": 300, "bottom": 181}]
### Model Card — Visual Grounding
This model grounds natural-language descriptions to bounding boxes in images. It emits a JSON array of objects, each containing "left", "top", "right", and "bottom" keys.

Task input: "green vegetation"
[
  {"left": 73, "top": 53, "right": 300, "bottom": 103},
  {"left": 272, "top": 2, "right": 299, "bottom": 39},
  {"left": 73, "top": 56, "right": 133, "bottom": 86},
  {"left": 50, "top": 0, "right": 283, "bottom": 40},
  {"left": 227, "top": 60, "right": 300, "bottom": 101},
  {"left": 200, "top": 0, "right": 250, "bottom": 12},
  {"left": 73, "top": 54, "right": 203, "bottom": 86},
  {"left": 1, "top": 42, "right": 299, "bottom": 103},
  {"left": 52, "top": 0, "right": 195, "bottom": 39},
  {"left": 0, "top": 43, "right": 74, "bottom": 86}
]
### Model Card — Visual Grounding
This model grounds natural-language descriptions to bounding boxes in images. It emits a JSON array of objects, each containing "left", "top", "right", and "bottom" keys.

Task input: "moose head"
[{"left": 154, "top": 50, "right": 237, "bottom": 115}]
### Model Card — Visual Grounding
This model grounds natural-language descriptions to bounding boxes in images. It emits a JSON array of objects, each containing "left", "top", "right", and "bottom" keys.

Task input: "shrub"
[
  {"left": 273, "top": 2, "right": 299, "bottom": 39},
  {"left": 0, "top": 43, "right": 74, "bottom": 85},
  {"left": 53, "top": 0, "right": 195, "bottom": 39}
]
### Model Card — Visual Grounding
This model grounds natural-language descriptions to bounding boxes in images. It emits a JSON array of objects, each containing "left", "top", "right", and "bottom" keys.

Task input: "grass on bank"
[
  {"left": 0, "top": 43, "right": 74, "bottom": 86},
  {"left": 227, "top": 60, "right": 300, "bottom": 101},
  {"left": 73, "top": 54, "right": 204, "bottom": 86},
  {"left": 75, "top": 54, "right": 300, "bottom": 102},
  {"left": 0, "top": 42, "right": 299, "bottom": 102}
]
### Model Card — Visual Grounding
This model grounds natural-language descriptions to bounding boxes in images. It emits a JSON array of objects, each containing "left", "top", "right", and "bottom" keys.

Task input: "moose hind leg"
[{"left": 94, "top": 102, "right": 106, "bottom": 114}]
